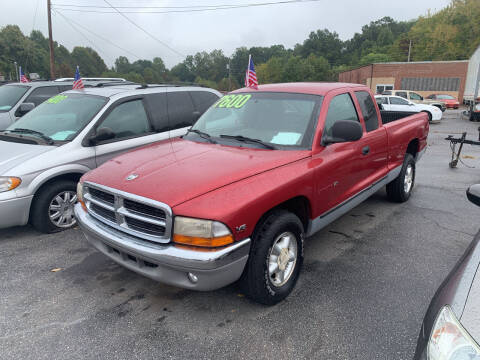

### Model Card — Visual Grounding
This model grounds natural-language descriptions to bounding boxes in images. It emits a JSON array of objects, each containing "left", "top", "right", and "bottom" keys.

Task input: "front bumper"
[
  {"left": 74, "top": 204, "right": 251, "bottom": 291},
  {"left": 0, "top": 195, "right": 33, "bottom": 229}
]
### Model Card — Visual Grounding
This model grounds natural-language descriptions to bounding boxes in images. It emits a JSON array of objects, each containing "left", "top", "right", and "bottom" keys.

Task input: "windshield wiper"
[
  {"left": 8, "top": 128, "right": 54, "bottom": 145},
  {"left": 186, "top": 128, "right": 217, "bottom": 144},
  {"left": 219, "top": 134, "right": 276, "bottom": 150}
]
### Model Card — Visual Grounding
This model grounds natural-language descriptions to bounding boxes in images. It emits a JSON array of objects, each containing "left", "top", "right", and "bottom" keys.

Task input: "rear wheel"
[
  {"left": 386, "top": 154, "right": 415, "bottom": 203},
  {"left": 31, "top": 180, "right": 78, "bottom": 233},
  {"left": 239, "top": 210, "right": 304, "bottom": 305}
]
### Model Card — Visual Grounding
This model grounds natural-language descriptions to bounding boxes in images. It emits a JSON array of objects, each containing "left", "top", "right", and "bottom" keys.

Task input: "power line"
[
  {"left": 101, "top": 0, "right": 185, "bottom": 58},
  {"left": 53, "top": 9, "right": 114, "bottom": 65},
  {"left": 53, "top": 9, "right": 140, "bottom": 60},
  {"left": 52, "top": 0, "right": 322, "bottom": 14}
]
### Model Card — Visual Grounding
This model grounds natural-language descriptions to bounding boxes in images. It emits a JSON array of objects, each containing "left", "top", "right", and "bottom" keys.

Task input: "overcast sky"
[{"left": 2, "top": 0, "right": 452, "bottom": 69}]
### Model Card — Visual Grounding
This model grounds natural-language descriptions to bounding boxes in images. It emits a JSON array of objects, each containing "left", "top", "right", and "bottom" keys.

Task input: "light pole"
[{"left": 14, "top": 61, "right": 18, "bottom": 81}]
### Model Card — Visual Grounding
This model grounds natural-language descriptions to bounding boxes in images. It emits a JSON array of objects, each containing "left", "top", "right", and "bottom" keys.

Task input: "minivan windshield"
[
  {"left": 0, "top": 85, "right": 29, "bottom": 112},
  {"left": 188, "top": 92, "right": 322, "bottom": 149},
  {"left": 6, "top": 93, "right": 108, "bottom": 142}
]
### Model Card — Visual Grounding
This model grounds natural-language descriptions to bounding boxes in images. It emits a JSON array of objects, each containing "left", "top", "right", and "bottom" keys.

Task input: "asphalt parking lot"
[{"left": 1, "top": 109, "right": 480, "bottom": 360}]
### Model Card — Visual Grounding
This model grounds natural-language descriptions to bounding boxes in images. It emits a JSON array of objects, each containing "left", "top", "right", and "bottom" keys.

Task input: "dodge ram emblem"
[{"left": 126, "top": 174, "right": 139, "bottom": 181}]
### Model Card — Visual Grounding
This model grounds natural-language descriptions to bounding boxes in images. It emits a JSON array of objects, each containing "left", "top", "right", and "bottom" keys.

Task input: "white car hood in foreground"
[{"left": 0, "top": 140, "right": 53, "bottom": 175}]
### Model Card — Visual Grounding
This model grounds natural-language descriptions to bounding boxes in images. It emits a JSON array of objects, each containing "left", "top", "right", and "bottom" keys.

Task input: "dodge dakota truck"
[{"left": 75, "top": 82, "right": 429, "bottom": 305}]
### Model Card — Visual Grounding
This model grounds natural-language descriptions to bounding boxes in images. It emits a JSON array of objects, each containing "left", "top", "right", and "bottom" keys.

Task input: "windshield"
[
  {"left": 437, "top": 95, "right": 455, "bottom": 100},
  {"left": 6, "top": 93, "right": 107, "bottom": 141},
  {"left": 189, "top": 92, "right": 322, "bottom": 149},
  {"left": 0, "top": 85, "right": 29, "bottom": 112}
]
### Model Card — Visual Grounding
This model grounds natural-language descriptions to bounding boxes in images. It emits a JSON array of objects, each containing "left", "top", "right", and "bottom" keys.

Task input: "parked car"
[
  {"left": 0, "top": 84, "right": 221, "bottom": 233},
  {"left": 75, "top": 82, "right": 429, "bottom": 305},
  {"left": 427, "top": 94, "right": 460, "bottom": 109},
  {"left": 382, "top": 90, "right": 446, "bottom": 112},
  {"left": 414, "top": 184, "right": 480, "bottom": 360},
  {"left": 375, "top": 95, "right": 443, "bottom": 123}
]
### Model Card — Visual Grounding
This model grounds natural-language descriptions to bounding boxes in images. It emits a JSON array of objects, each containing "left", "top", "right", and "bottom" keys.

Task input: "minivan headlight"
[
  {"left": 428, "top": 306, "right": 480, "bottom": 359},
  {"left": 173, "top": 216, "right": 233, "bottom": 248},
  {"left": 0, "top": 177, "right": 21, "bottom": 193}
]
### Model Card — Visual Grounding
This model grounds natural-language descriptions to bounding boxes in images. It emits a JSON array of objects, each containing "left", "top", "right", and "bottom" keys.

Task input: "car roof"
[
  {"left": 5, "top": 81, "right": 70, "bottom": 88},
  {"left": 232, "top": 82, "right": 366, "bottom": 96},
  {"left": 62, "top": 84, "right": 220, "bottom": 98}
]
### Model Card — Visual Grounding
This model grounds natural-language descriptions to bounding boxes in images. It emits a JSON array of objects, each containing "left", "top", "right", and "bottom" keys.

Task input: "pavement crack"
[
  {"left": 420, "top": 214, "right": 475, "bottom": 237},
  {"left": 0, "top": 318, "right": 86, "bottom": 340},
  {"left": 328, "top": 230, "right": 351, "bottom": 239}
]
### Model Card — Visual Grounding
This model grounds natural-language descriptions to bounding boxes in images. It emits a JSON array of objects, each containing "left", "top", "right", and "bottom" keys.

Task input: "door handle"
[{"left": 362, "top": 146, "right": 370, "bottom": 155}]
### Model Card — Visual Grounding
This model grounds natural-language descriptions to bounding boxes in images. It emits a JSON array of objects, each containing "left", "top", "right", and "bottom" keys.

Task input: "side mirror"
[
  {"left": 420, "top": 96, "right": 424, "bottom": 100},
  {"left": 89, "top": 127, "right": 115, "bottom": 145},
  {"left": 409, "top": 103, "right": 415, "bottom": 106},
  {"left": 15, "top": 102, "right": 35, "bottom": 117},
  {"left": 323, "top": 120, "right": 363, "bottom": 145},
  {"left": 467, "top": 184, "right": 480, "bottom": 207}
]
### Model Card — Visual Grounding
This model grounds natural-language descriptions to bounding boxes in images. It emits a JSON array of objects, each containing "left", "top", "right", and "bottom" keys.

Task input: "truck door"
[
  {"left": 352, "top": 91, "right": 388, "bottom": 191},
  {"left": 313, "top": 91, "right": 366, "bottom": 213}
]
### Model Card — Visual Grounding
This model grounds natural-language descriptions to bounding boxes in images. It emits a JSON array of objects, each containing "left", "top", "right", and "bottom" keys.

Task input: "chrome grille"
[{"left": 83, "top": 182, "right": 172, "bottom": 243}]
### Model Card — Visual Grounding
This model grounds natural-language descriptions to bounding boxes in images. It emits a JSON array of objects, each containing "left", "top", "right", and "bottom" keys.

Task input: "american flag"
[
  {"left": 73, "top": 66, "right": 84, "bottom": 90},
  {"left": 245, "top": 55, "right": 258, "bottom": 89},
  {"left": 19, "top": 67, "right": 29, "bottom": 83}
]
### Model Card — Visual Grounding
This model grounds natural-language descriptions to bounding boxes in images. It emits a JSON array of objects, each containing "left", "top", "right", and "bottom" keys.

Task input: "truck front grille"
[{"left": 83, "top": 182, "right": 172, "bottom": 243}]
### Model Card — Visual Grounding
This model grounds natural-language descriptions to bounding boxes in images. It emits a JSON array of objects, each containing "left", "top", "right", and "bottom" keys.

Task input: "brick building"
[{"left": 338, "top": 60, "right": 469, "bottom": 101}]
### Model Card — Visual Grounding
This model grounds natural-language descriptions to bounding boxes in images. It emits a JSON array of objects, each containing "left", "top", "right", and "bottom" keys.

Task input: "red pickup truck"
[{"left": 75, "top": 82, "right": 429, "bottom": 305}]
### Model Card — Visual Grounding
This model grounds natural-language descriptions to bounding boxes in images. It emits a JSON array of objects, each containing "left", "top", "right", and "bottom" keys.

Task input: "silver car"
[{"left": 0, "top": 84, "right": 221, "bottom": 232}]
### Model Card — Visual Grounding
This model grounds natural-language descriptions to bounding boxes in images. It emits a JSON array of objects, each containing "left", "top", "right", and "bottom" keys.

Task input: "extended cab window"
[
  {"left": 396, "top": 91, "right": 408, "bottom": 99},
  {"left": 324, "top": 93, "right": 359, "bottom": 137},
  {"left": 167, "top": 91, "right": 195, "bottom": 130},
  {"left": 390, "top": 97, "right": 409, "bottom": 105},
  {"left": 355, "top": 91, "right": 379, "bottom": 132},
  {"left": 98, "top": 99, "right": 151, "bottom": 141},
  {"left": 25, "top": 86, "right": 61, "bottom": 106}
]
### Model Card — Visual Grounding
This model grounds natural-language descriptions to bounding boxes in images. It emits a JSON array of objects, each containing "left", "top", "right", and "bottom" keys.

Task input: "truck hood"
[
  {"left": 0, "top": 140, "right": 53, "bottom": 175},
  {"left": 83, "top": 138, "right": 310, "bottom": 207}
]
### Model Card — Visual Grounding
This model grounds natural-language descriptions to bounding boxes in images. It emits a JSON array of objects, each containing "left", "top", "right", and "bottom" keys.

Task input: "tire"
[
  {"left": 422, "top": 111, "right": 432, "bottom": 122},
  {"left": 386, "top": 153, "right": 415, "bottom": 203},
  {"left": 31, "top": 180, "right": 78, "bottom": 233},
  {"left": 239, "top": 210, "right": 304, "bottom": 305}
]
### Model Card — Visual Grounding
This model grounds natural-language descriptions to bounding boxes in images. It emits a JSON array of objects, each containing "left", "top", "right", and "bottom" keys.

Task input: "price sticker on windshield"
[
  {"left": 214, "top": 94, "right": 252, "bottom": 109},
  {"left": 46, "top": 95, "right": 68, "bottom": 104}
]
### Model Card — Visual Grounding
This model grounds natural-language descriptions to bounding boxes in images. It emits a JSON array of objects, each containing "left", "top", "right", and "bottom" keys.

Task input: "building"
[
  {"left": 338, "top": 60, "right": 469, "bottom": 101},
  {"left": 339, "top": 44, "right": 480, "bottom": 103}
]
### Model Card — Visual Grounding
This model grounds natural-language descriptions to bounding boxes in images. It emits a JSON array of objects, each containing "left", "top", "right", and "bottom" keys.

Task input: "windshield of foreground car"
[
  {"left": 0, "top": 85, "right": 29, "bottom": 112},
  {"left": 188, "top": 92, "right": 322, "bottom": 149},
  {"left": 6, "top": 93, "right": 108, "bottom": 142}
]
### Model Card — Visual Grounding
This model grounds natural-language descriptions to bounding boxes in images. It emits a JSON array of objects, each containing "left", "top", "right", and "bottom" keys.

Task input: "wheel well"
[
  {"left": 406, "top": 139, "right": 419, "bottom": 158},
  {"left": 29, "top": 173, "right": 84, "bottom": 222},
  {"left": 252, "top": 196, "right": 311, "bottom": 238},
  {"left": 421, "top": 110, "right": 432, "bottom": 120}
]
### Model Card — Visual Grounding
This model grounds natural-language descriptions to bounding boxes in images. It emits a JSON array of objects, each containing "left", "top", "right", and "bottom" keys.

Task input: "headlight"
[
  {"left": 428, "top": 306, "right": 480, "bottom": 359},
  {"left": 173, "top": 216, "right": 233, "bottom": 248},
  {"left": 0, "top": 177, "right": 21, "bottom": 193}
]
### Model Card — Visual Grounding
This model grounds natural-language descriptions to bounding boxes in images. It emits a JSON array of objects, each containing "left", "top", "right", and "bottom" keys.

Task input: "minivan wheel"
[
  {"left": 386, "top": 154, "right": 416, "bottom": 203},
  {"left": 239, "top": 210, "right": 304, "bottom": 305},
  {"left": 31, "top": 180, "right": 78, "bottom": 233}
]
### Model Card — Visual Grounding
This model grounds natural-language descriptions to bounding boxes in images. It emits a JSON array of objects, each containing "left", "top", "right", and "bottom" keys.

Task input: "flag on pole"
[
  {"left": 73, "top": 66, "right": 84, "bottom": 90},
  {"left": 245, "top": 55, "right": 258, "bottom": 89},
  {"left": 19, "top": 67, "right": 29, "bottom": 83}
]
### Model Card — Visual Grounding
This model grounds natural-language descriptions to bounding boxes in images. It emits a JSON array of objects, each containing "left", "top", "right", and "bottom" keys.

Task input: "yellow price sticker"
[
  {"left": 46, "top": 95, "right": 68, "bottom": 104},
  {"left": 214, "top": 94, "right": 252, "bottom": 109}
]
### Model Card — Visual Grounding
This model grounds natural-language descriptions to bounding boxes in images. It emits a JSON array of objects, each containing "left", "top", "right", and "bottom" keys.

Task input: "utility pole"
[
  {"left": 227, "top": 62, "right": 231, "bottom": 92},
  {"left": 407, "top": 40, "right": 412, "bottom": 62},
  {"left": 14, "top": 61, "right": 18, "bottom": 81},
  {"left": 47, "top": 0, "right": 55, "bottom": 79}
]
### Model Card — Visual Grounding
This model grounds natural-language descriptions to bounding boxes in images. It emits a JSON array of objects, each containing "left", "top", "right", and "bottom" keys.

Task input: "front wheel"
[
  {"left": 31, "top": 180, "right": 78, "bottom": 233},
  {"left": 386, "top": 153, "right": 415, "bottom": 203},
  {"left": 239, "top": 210, "right": 304, "bottom": 305}
]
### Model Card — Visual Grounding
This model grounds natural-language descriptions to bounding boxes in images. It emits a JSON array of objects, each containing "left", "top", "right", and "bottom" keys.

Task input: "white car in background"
[{"left": 375, "top": 95, "right": 443, "bottom": 123}]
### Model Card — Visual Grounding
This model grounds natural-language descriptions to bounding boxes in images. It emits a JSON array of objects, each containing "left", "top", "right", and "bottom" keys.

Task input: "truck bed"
[{"left": 380, "top": 110, "right": 418, "bottom": 124}]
